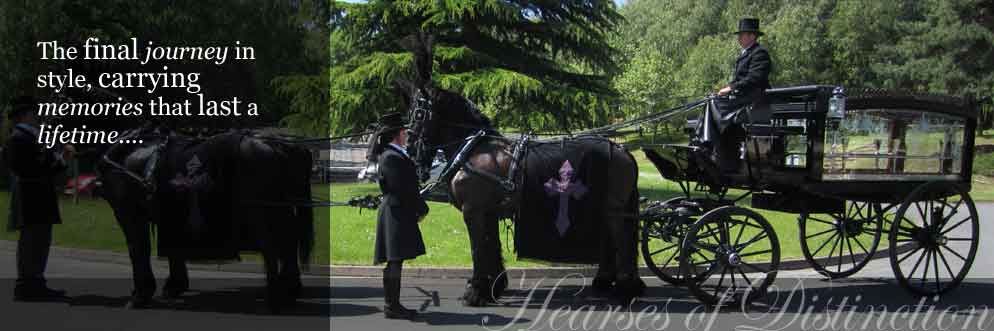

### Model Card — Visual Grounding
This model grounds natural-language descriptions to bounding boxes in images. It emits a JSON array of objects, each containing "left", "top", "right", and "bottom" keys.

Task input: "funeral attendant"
[
  {"left": 711, "top": 18, "right": 773, "bottom": 171},
  {"left": 373, "top": 113, "right": 429, "bottom": 320},
  {"left": 718, "top": 17, "right": 773, "bottom": 116},
  {"left": 4, "top": 96, "right": 73, "bottom": 301}
]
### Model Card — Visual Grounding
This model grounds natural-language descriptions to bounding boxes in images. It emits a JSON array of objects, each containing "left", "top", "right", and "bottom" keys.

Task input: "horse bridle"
[
  {"left": 405, "top": 88, "right": 530, "bottom": 199},
  {"left": 406, "top": 89, "right": 500, "bottom": 174},
  {"left": 407, "top": 90, "right": 433, "bottom": 167},
  {"left": 98, "top": 131, "right": 168, "bottom": 196}
]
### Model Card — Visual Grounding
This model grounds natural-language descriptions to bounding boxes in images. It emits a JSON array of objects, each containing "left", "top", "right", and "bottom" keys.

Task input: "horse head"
[
  {"left": 405, "top": 87, "right": 497, "bottom": 181},
  {"left": 358, "top": 86, "right": 496, "bottom": 183}
]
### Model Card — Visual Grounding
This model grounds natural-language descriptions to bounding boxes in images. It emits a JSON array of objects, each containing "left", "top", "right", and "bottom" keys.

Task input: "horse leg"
[
  {"left": 279, "top": 229, "right": 302, "bottom": 302},
  {"left": 606, "top": 156, "right": 645, "bottom": 302},
  {"left": 119, "top": 218, "right": 156, "bottom": 308},
  {"left": 483, "top": 210, "right": 508, "bottom": 300},
  {"left": 460, "top": 207, "right": 485, "bottom": 307},
  {"left": 162, "top": 257, "right": 189, "bottom": 299},
  {"left": 593, "top": 225, "right": 617, "bottom": 293},
  {"left": 259, "top": 220, "right": 284, "bottom": 314},
  {"left": 608, "top": 215, "right": 645, "bottom": 302},
  {"left": 460, "top": 207, "right": 506, "bottom": 307}
]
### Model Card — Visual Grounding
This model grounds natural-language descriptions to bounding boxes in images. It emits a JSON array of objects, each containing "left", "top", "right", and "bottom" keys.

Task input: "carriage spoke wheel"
[
  {"left": 680, "top": 206, "right": 780, "bottom": 306},
  {"left": 889, "top": 182, "right": 979, "bottom": 296},
  {"left": 640, "top": 198, "right": 701, "bottom": 285},
  {"left": 799, "top": 201, "right": 883, "bottom": 279}
]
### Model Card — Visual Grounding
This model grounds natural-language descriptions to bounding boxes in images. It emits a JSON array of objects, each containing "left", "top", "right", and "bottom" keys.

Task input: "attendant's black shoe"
[
  {"left": 13, "top": 286, "right": 68, "bottom": 302},
  {"left": 383, "top": 304, "right": 418, "bottom": 320}
]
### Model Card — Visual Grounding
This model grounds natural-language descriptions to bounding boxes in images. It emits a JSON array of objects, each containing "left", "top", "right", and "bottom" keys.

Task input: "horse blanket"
[
  {"left": 155, "top": 134, "right": 245, "bottom": 261},
  {"left": 514, "top": 136, "right": 616, "bottom": 263}
]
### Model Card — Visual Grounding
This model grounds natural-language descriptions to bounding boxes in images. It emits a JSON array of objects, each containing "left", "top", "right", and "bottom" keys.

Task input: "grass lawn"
[{"left": 0, "top": 186, "right": 332, "bottom": 266}]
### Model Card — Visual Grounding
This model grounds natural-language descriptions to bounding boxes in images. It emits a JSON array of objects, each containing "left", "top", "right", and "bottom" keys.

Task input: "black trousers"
[
  {"left": 16, "top": 224, "right": 53, "bottom": 289},
  {"left": 383, "top": 260, "right": 403, "bottom": 305},
  {"left": 383, "top": 260, "right": 403, "bottom": 278}
]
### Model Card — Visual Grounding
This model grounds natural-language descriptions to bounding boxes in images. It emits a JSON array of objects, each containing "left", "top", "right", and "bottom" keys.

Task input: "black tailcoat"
[
  {"left": 373, "top": 146, "right": 428, "bottom": 264},
  {"left": 727, "top": 42, "right": 773, "bottom": 123},
  {"left": 5, "top": 125, "right": 65, "bottom": 231},
  {"left": 730, "top": 43, "right": 772, "bottom": 95}
]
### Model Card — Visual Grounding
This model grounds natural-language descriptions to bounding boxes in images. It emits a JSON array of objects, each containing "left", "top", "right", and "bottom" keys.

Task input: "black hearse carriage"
[{"left": 638, "top": 85, "right": 980, "bottom": 304}]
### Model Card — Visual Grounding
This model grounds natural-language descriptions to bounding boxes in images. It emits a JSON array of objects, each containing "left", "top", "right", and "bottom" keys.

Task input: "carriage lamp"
[{"left": 828, "top": 87, "right": 846, "bottom": 120}]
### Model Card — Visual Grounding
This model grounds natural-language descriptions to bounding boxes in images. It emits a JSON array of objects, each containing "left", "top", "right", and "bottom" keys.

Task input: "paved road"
[
  {"left": 330, "top": 203, "right": 994, "bottom": 331},
  {"left": 331, "top": 276, "right": 994, "bottom": 331},
  {"left": 0, "top": 250, "right": 330, "bottom": 331},
  {"left": 1, "top": 204, "right": 990, "bottom": 331}
]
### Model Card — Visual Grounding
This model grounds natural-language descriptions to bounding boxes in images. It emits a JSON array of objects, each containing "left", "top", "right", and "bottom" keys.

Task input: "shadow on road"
[
  {"left": 1, "top": 278, "right": 331, "bottom": 317},
  {"left": 69, "top": 285, "right": 331, "bottom": 316},
  {"left": 334, "top": 277, "right": 994, "bottom": 313}
]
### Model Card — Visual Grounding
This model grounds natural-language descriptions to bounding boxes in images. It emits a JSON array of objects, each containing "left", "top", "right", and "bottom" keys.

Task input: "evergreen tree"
[{"left": 329, "top": 0, "right": 624, "bottom": 134}]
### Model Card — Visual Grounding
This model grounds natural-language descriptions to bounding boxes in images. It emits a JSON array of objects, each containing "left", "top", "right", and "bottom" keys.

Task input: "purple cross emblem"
[{"left": 544, "top": 160, "right": 587, "bottom": 236}]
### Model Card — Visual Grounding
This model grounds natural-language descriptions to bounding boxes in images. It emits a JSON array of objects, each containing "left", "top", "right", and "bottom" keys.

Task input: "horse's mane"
[{"left": 433, "top": 88, "right": 496, "bottom": 133}]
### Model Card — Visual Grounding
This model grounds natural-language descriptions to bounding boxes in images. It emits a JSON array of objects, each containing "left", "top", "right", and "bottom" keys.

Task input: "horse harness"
[
  {"left": 99, "top": 135, "right": 170, "bottom": 199},
  {"left": 421, "top": 130, "right": 531, "bottom": 208}
]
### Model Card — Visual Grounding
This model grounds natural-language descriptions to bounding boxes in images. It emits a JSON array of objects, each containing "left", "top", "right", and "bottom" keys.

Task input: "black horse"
[
  {"left": 363, "top": 87, "right": 645, "bottom": 306},
  {"left": 96, "top": 127, "right": 314, "bottom": 313}
]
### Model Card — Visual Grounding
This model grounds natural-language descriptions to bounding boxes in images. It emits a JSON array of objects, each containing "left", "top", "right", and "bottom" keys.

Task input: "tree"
[
  {"left": 611, "top": 0, "right": 993, "bottom": 134},
  {"left": 329, "top": 0, "right": 624, "bottom": 135},
  {"left": 873, "top": 0, "right": 994, "bottom": 96}
]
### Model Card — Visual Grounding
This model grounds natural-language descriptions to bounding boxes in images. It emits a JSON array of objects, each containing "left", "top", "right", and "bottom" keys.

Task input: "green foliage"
[
  {"left": 612, "top": 0, "right": 994, "bottom": 133},
  {"left": 329, "top": 0, "right": 625, "bottom": 135},
  {"left": 974, "top": 152, "right": 994, "bottom": 177},
  {"left": 873, "top": 0, "right": 994, "bottom": 96}
]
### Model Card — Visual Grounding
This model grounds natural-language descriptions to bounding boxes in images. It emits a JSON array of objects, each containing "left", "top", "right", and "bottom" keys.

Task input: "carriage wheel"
[
  {"left": 680, "top": 206, "right": 780, "bottom": 305},
  {"left": 889, "top": 182, "right": 979, "bottom": 296},
  {"left": 640, "top": 197, "right": 699, "bottom": 285},
  {"left": 798, "top": 201, "right": 883, "bottom": 279}
]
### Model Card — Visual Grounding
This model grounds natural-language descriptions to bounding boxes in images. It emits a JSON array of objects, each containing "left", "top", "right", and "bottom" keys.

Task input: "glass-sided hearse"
[{"left": 637, "top": 85, "right": 980, "bottom": 305}]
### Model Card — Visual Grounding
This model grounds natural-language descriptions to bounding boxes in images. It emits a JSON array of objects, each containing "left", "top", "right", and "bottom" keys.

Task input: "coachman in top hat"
[
  {"left": 371, "top": 112, "right": 429, "bottom": 320},
  {"left": 713, "top": 17, "right": 774, "bottom": 171}
]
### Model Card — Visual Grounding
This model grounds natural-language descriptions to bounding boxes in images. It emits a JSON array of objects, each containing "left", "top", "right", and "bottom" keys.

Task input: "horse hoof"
[
  {"left": 592, "top": 277, "right": 615, "bottom": 293},
  {"left": 286, "top": 282, "right": 302, "bottom": 300},
  {"left": 265, "top": 288, "right": 288, "bottom": 314},
  {"left": 161, "top": 284, "right": 188, "bottom": 300},
  {"left": 460, "top": 288, "right": 490, "bottom": 307},
  {"left": 163, "top": 278, "right": 189, "bottom": 298},
  {"left": 125, "top": 297, "right": 154, "bottom": 310},
  {"left": 266, "top": 301, "right": 284, "bottom": 315},
  {"left": 612, "top": 278, "right": 646, "bottom": 301},
  {"left": 161, "top": 289, "right": 186, "bottom": 300}
]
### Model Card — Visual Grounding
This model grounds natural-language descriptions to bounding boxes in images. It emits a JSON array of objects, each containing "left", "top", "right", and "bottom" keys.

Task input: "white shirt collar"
[
  {"left": 740, "top": 42, "right": 757, "bottom": 55},
  {"left": 14, "top": 123, "right": 40, "bottom": 137},
  {"left": 388, "top": 143, "right": 410, "bottom": 158}
]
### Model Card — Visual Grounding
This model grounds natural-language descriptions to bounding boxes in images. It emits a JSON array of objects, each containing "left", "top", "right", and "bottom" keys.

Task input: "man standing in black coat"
[
  {"left": 372, "top": 113, "right": 429, "bottom": 320},
  {"left": 4, "top": 96, "right": 72, "bottom": 301}
]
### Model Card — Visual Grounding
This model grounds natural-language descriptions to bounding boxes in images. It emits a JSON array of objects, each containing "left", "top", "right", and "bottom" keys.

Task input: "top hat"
[
  {"left": 733, "top": 18, "right": 764, "bottom": 36},
  {"left": 7, "top": 95, "right": 37, "bottom": 120},
  {"left": 377, "top": 112, "right": 408, "bottom": 132}
]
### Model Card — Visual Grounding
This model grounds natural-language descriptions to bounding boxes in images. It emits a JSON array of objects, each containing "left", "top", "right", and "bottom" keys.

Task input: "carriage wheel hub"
[
  {"left": 841, "top": 220, "right": 864, "bottom": 236},
  {"left": 726, "top": 252, "right": 742, "bottom": 267}
]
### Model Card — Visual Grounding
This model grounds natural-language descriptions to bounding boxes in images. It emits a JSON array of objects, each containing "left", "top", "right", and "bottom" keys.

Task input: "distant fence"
[{"left": 316, "top": 142, "right": 368, "bottom": 183}]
